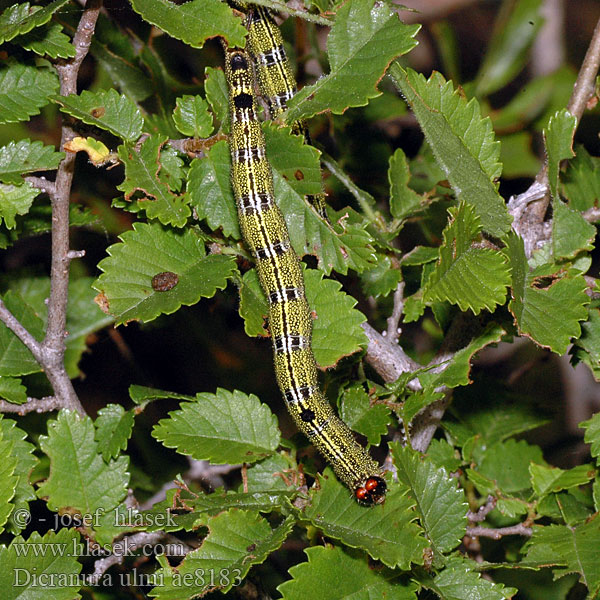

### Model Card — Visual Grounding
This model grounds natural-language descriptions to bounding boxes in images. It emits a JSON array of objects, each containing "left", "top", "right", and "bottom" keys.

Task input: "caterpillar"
[
  {"left": 233, "top": 1, "right": 329, "bottom": 221},
  {"left": 224, "top": 47, "right": 386, "bottom": 505}
]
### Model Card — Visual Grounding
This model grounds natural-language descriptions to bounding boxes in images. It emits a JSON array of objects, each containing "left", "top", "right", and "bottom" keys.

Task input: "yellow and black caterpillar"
[
  {"left": 235, "top": 2, "right": 329, "bottom": 221},
  {"left": 224, "top": 47, "right": 386, "bottom": 504}
]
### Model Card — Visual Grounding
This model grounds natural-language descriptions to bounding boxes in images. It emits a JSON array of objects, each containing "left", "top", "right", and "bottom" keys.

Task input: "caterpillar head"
[{"left": 354, "top": 476, "right": 386, "bottom": 505}]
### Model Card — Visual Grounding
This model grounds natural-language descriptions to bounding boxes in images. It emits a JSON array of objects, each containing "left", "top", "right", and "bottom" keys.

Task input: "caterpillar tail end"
[{"left": 354, "top": 475, "right": 387, "bottom": 506}]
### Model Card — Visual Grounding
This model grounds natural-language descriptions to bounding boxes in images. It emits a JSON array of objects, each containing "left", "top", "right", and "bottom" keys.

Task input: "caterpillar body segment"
[
  {"left": 233, "top": 2, "right": 329, "bottom": 222},
  {"left": 225, "top": 48, "right": 385, "bottom": 505}
]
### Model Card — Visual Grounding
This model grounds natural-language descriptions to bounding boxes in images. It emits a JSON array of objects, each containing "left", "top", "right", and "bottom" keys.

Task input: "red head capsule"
[
  {"left": 355, "top": 487, "right": 368, "bottom": 501},
  {"left": 355, "top": 476, "right": 387, "bottom": 505}
]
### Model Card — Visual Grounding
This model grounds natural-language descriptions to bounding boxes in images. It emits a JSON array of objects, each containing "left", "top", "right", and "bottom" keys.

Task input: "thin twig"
[
  {"left": 0, "top": 397, "right": 66, "bottom": 415},
  {"left": 466, "top": 523, "right": 533, "bottom": 539},
  {"left": 467, "top": 496, "right": 497, "bottom": 522},
  {"left": 0, "top": 299, "right": 44, "bottom": 361},
  {"left": 23, "top": 176, "right": 56, "bottom": 196},
  {"left": 567, "top": 15, "right": 600, "bottom": 125},
  {"left": 386, "top": 281, "right": 405, "bottom": 344}
]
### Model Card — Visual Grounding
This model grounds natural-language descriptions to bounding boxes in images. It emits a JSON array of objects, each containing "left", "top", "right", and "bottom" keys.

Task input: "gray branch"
[{"left": 0, "top": 0, "right": 103, "bottom": 416}]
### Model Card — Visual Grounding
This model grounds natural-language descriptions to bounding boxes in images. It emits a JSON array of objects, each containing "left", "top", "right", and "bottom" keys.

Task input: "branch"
[
  {"left": 567, "top": 15, "right": 600, "bottom": 125},
  {"left": 466, "top": 523, "right": 532, "bottom": 540},
  {"left": 0, "top": 0, "right": 103, "bottom": 416},
  {"left": 23, "top": 176, "right": 56, "bottom": 196},
  {"left": 509, "top": 14, "right": 600, "bottom": 247},
  {"left": 386, "top": 281, "right": 405, "bottom": 344},
  {"left": 467, "top": 496, "right": 497, "bottom": 522},
  {"left": 362, "top": 322, "right": 420, "bottom": 387},
  {"left": 0, "top": 397, "right": 66, "bottom": 415}
]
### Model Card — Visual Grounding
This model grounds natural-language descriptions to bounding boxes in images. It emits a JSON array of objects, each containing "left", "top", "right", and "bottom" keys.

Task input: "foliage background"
[{"left": 0, "top": 0, "right": 599, "bottom": 599}]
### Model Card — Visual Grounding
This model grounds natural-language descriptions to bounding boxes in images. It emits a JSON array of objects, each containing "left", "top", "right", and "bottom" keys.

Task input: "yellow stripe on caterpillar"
[{"left": 224, "top": 47, "right": 386, "bottom": 505}]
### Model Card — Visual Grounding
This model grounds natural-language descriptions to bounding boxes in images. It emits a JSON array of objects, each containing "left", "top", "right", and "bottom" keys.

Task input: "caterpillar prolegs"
[{"left": 224, "top": 49, "right": 386, "bottom": 505}]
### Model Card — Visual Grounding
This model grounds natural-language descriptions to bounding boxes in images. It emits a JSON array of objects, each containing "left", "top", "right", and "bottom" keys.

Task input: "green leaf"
[
  {"left": 303, "top": 470, "right": 428, "bottom": 569},
  {"left": 37, "top": 411, "right": 130, "bottom": 517},
  {"left": 359, "top": 254, "right": 403, "bottom": 298},
  {"left": 129, "top": 384, "right": 192, "bottom": 405},
  {"left": 505, "top": 232, "right": 589, "bottom": 353},
  {"left": 446, "top": 381, "right": 549, "bottom": 446},
  {"left": 0, "top": 289, "right": 44, "bottom": 376},
  {"left": 188, "top": 140, "right": 240, "bottom": 238},
  {"left": 245, "top": 454, "right": 293, "bottom": 493},
  {"left": 150, "top": 511, "right": 293, "bottom": 598},
  {"left": 581, "top": 412, "right": 600, "bottom": 461},
  {"left": 524, "top": 520, "right": 600, "bottom": 596},
  {"left": 265, "top": 125, "right": 376, "bottom": 274},
  {"left": 129, "top": 0, "right": 246, "bottom": 49},
  {"left": 0, "top": 528, "right": 82, "bottom": 600},
  {"left": 477, "top": 438, "right": 544, "bottom": 493},
  {"left": 0, "top": 62, "right": 58, "bottom": 124},
  {"left": 93, "top": 222, "right": 237, "bottom": 325},
  {"left": 562, "top": 145, "right": 600, "bottom": 211},
  {"left": 89, "top": 16, "right": 153, "bottom": 103},
  {"left": 204, "top": 65, "right": 229, "bottom": 130},
  {"left": 475, "top": 0, "right": 543, "bottom": 96},
  {"left": 284, "top": 0, "right": 419, "bottom": 122},
  {"left": 339, "top": 385, "right": 391, "bottom": 445},
  {"left": 572, "top": 308, "right": 600, "bottom": 380},
  {"left": 0, "top": 181, "right": 38, "bottom": 228},
  {"left": 545, "top": 109, "right": 577, "bottom": 202},
  {"left": 392, "top": 444, "right": 467, "bottom": 556},
  {"left": 0, "top": 418, "right": 37, "bottom": 534},
  {"left": 400, "top": 245, "right": 439, "bottom": 266},
  {"left": 117, "top": 135, "right": 191, "bottom": 226},
  {"left": 53, "top": 88, "right": 144, "bottom": 142},
  {"left": 422, "top": 323, "right": 506, "bottom": 390},
  {"left": 0, "top": 139, "right": 64, "bottom": 184},
  {"left": 142, "top": 487, "right": 294, "bottom": 532},
  {"left": 423, "top": 203, "right": 510, "bottom": 314},
  {"left": 0, "top": 427, "right": 17, "bottom": 534},
  {"left": 0, "top": 376, "right": 26, "bottom": 404},
  {"left": 152, "top": 388, "right": 280, "bottom": 465},
  {"left": 94, "top": 404, "right": 135, "bottom": 462},
  {"left": 552, "top": 199, "right": 596, "bottom": 259},
  {"left": 421, "top": 557, "right": 516, "bottom": 600},
  {"left": 389, "top": 65, "right": 511, "bottom": 237},
  {"left": 530, "top": 463, "right": 596, "bottom": 498},
  {"left": 0, "top": 0, "right": 69, "bottom": 44},
  {"left": 238, "top": 268, "right": 268, "bottom": 337},
  {"left": 172, "top": 94, "right": 213, "bottom": 137},
  {"left": 305, "top": 268, "right": 367, "bottom": 367},
  {"left": 544, "top": 110, "right": 595, "bottom": 259},
  {"left": 426, "top": 439, "right": 463, "bottom": 472},
  {"left": 11, "top": 276, "right": 114, "bottom": 378},
  {"left": 388, "top": 147, "right": 424, "bottom": 221},
  {"left": 17, "top": 22, "right": 75, "bottom": 59},
  {"left": 499, "top": 131, "right": 541, "bottom": 179},
  {"left": 278, "top": 546, "right": 418, "bottom": 600}
]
